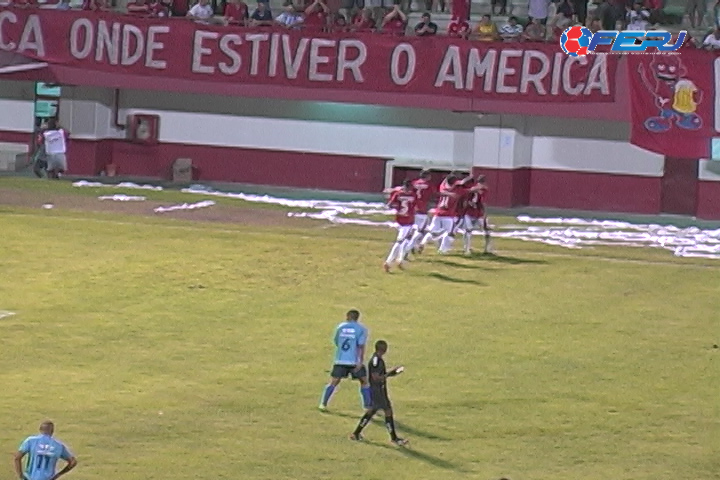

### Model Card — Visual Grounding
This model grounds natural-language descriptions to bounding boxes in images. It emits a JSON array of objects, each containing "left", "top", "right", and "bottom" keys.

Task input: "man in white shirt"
[
  {"left": 703, "top": 28, "right": 720, "bottom": 50},
  {"left": 42, "top": 119, "right": 69, "bottom": 180},
  {"left": 625, "top": 0, "right": 650, "bottom": 30},
  {"left": 499, "top": 16, "right": 523, "bottom": 41},
  {"left": 275, "top": 1, "right": 303, "bottom": 27},
  {"left": 187, "top": 0, "right": 215, "bottom": 23}
]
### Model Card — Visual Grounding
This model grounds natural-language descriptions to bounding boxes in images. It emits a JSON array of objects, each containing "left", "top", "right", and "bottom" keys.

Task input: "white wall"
[
  {"left": 0, "top": 83, "right": 670, "bottom": 177},
  {"left": 59, "top": 87, "right": 125, "bottom": 140},
  {"left": 0, "top": 81, "right": 34, "bottom": 133},
  {"left": 531, "top": 137, "right": 665, "bottom": 177},
  {"left": 699, "top": 160, "right": 720, "bottom": 182}
]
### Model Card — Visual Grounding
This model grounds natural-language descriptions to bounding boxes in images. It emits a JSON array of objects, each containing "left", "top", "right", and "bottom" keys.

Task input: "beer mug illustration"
[{"left": 673, "top": 79, "right": 698, "bottom": 115}]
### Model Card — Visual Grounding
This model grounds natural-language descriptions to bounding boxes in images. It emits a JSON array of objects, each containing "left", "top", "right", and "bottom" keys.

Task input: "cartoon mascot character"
[{"left": 637, "top": 55, "right": 703, "bottom": 133}]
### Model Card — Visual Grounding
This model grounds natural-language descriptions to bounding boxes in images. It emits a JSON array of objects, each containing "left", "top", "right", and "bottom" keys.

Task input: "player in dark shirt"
[{"left": 350, "top": 340, "right": 408, "bottom": 446}]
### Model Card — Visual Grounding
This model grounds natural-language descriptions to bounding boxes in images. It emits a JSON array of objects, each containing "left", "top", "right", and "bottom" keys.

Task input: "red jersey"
[
  {"left": 383, "top": 18, "right": 407, "bottom": 35},
  {"left": 435, "top": 182, "right": 467, "bottom": 217},
  {"left": 389, "top": 189, "right": 417, "bottom": 226},
  {"left": 353, "top": 16, "right": 376, "bottom": 31},
  {"left": 224, "top": 2, "right": 248, "bottom": 23},
  {"left": 411, "top": 178, "right": 436, "bottom": 215},
  {"left": 465, "top": 188, "right": 487, "bottom": 218},
  {"left": 304, "top": 9, "right": 328, "bottom": 28}
]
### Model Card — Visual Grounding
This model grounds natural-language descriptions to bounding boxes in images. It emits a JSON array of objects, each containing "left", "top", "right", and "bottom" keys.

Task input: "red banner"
[
  {"left": 0, "top": 8, "right": 617, "bottom": 102},
  {"left": 628, "top": 51, "right": 717, "bottom": 159}
]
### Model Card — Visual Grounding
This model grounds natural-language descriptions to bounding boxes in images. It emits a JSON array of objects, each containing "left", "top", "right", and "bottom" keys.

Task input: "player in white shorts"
[{"left": 384, "top": 180, "right": 418, "bottom": 272}]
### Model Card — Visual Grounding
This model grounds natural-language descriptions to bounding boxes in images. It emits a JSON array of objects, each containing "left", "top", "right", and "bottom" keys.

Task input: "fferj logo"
[
  {"left": 560, "top": 28, "right": 687, "bottom": 56},
  {"left": 560, "top": 26, "right": 593, "bottom": 57}
]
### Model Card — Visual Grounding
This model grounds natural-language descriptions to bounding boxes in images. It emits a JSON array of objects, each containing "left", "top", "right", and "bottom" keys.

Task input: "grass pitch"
[{"left": 0, "top": 179, "right": 718, "bottom": 480}]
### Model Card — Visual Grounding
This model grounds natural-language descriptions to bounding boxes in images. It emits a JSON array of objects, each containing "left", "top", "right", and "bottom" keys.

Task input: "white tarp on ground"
[{"left": 73, "top": 181, "right": 720, "bottom": 260}]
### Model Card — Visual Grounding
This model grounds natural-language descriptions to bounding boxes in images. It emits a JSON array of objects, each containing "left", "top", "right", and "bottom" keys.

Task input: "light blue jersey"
[
  {"left": 333, "top": 321, "right": 368, "bottom": 366},
  {"left": 19, "top": 435, "right": 72, "bottom": 480}
]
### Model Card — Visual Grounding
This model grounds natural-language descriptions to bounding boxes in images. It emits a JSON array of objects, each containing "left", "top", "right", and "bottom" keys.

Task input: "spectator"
[
  {"left": 150, "top": 0, "right": 172, "bottom": 16},
  {"left": 587, "top": 16, "right": 601, "bottom": 32},
  {"left": 555, "top": 0, "right": 574, "bottom": 19},
  {"left": 250, "top": 1, "right": 273, "bottom": 25},
  {"left": 276, "top": 0, "right": 304, "bottom": 27},
  {"left": 339, "top": 0, "right": 361, "bottom": 26},
  {"left": 626, "top": 0, "right": 649, "bottom": 30},
  {"left": 499, "top": 16, "right": 523, "bottom": 41},
  {"left": 571, "top": 0, "right": 586, "bottom": 25},
  {"left": 382, "top": 1, "right": 408, "bottom": 34},
  {"left": 686, "top": 0, "right": 707, "bottom": 28},
  {"left": 351, "top": 8, "right": 376, "bottom": 30},
  {"left": 593, "top": 0, "right": 614, "bottom": 29},
  {"left": 82, "top": 0, "right": 110, "bottom": 11},
  {"left": 703, "top": 27, "right": 720, "bottom": 49},
  {"left": 57, "top": 0, "right": 71, "bottom": 10},
  {"left": 606, "top": 0, "right": 625, "bottom": 27},
  {"left": 331, "top": 12, "right": 348, "bottom": 30},
  {"left": 425, "top": 0, "right": 444, "bottom": 14},
  {"left": 8, "top": 0, "right": 36, "bottom": 8},
  {"left": 127, "top": 0, "right": 152, "bottom": 15},
  {"left": 366, "top": 0, "right": 384, "bottom": 26},
  {"left": 476, "top": 14, "right": 499, "bottom": 41},
  {"left": 304, "top": 0, "right": 329, "bottom": 30},
  {"left": 546, "top": 12, "right": 571, "bottom": 41},
  {"left": 523, "top": 17, "right": 545, "bottom": 40},
  {"left": 528, "top": 0, "right": 550, "bottom": 23},
  {"left": 223, "top": 0, "right": 248, "bottom": 24},
  {"left": 491, "top": 0, "right": 506, "bottom": 15},
  {"left": 414, "top": 12, "right": 438, "bottom": 35},
  {"left": 447, "top": 17, "right": 470, "bottom": 37},
  {"left": 187, "top": 0, "right": 215, "bottom": 21}
]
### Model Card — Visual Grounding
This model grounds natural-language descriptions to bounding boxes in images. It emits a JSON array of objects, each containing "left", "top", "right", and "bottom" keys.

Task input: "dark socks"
[
  {"left": 354, "top": 410, "right": 376, "bottom": 436},
  {"left": 384, "top": 415, "right": 398, "bottom": 441}
]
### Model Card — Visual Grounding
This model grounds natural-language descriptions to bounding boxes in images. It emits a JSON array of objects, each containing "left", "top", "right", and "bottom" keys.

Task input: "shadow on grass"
[
  {"left": 323, "top": 411, "right": 452, "bottom": 441},
  {"left": 427, "top": 272, "right": 485, "bottom": 286},
  {"left": 469, "top": 252, "right": 548, "bottom": 265},
  {"left": 365, "top": 439, "right": 464, "bottom": 472}
]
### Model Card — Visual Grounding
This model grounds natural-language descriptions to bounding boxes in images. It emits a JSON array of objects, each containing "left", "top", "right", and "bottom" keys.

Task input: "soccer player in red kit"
[
  {"left": 408, "top": 170, "right": 437, "bottom": 253},
  {"left": 384, "top": 180, "right": 417, "bottom": 272},
  {"left": 462, "top": 175, "right": 491, "bottom": 254},
  {"left": 420, "top": 174, "right": 464, "bottom": 254}
]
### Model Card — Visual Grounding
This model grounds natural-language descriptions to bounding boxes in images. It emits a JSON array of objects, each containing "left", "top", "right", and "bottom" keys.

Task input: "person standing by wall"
[{"left": 42, "top": 119, "right": 69, "bottom": 180}]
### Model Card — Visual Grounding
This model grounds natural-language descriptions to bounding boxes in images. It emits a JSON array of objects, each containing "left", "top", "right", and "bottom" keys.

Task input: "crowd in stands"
[{"left": 3, "top": 0, "right": 720, "bottom": 50}]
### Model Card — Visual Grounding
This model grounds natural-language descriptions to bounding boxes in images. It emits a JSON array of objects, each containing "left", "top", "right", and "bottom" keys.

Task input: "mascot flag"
[{"left": 628, "top": 51, "right": 715, "bottom": 159}]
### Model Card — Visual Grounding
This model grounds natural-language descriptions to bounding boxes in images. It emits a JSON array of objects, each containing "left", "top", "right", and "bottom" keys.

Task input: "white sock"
[
  {"left": 410, "top": 230, "right": 423, "bottom": 248},
  {"left": 440, "top": 234, "right": 454, "bottom": 253},
  {"left": 399, "top": 240, "right": 412, "bottom": 262},
  {"left": 463, "top": 232, "right": 472, "bottom": 252},
  {"left": 386, "top": 242, "right": 402, "bottom": 264},
  {"left": 420, "top": 232, "right": 434, "bottom": 246}
]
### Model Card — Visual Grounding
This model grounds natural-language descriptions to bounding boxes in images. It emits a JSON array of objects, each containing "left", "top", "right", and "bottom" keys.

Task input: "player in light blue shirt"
[
  {"left": 319, "top": 309, "right": 373, "bottom": 411},
  {"left": 14, "top": 421, "right": 77, "bottom": 480}
]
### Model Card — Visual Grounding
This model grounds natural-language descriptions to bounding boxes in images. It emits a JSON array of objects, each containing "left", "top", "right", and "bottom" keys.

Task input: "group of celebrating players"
[{"left": 383, "top": 170, "right": 492, "bottom": 272}]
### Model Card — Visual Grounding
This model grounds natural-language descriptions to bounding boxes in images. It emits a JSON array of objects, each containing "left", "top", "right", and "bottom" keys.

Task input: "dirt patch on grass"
[{"left": 0, "top": 187, "right": 317, "bottom": 228}]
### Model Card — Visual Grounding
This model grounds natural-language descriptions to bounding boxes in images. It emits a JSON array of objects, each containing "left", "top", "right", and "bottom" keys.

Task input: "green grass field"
[{"left": 0, "top": 180, "right": 718, "bottom": 480}]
